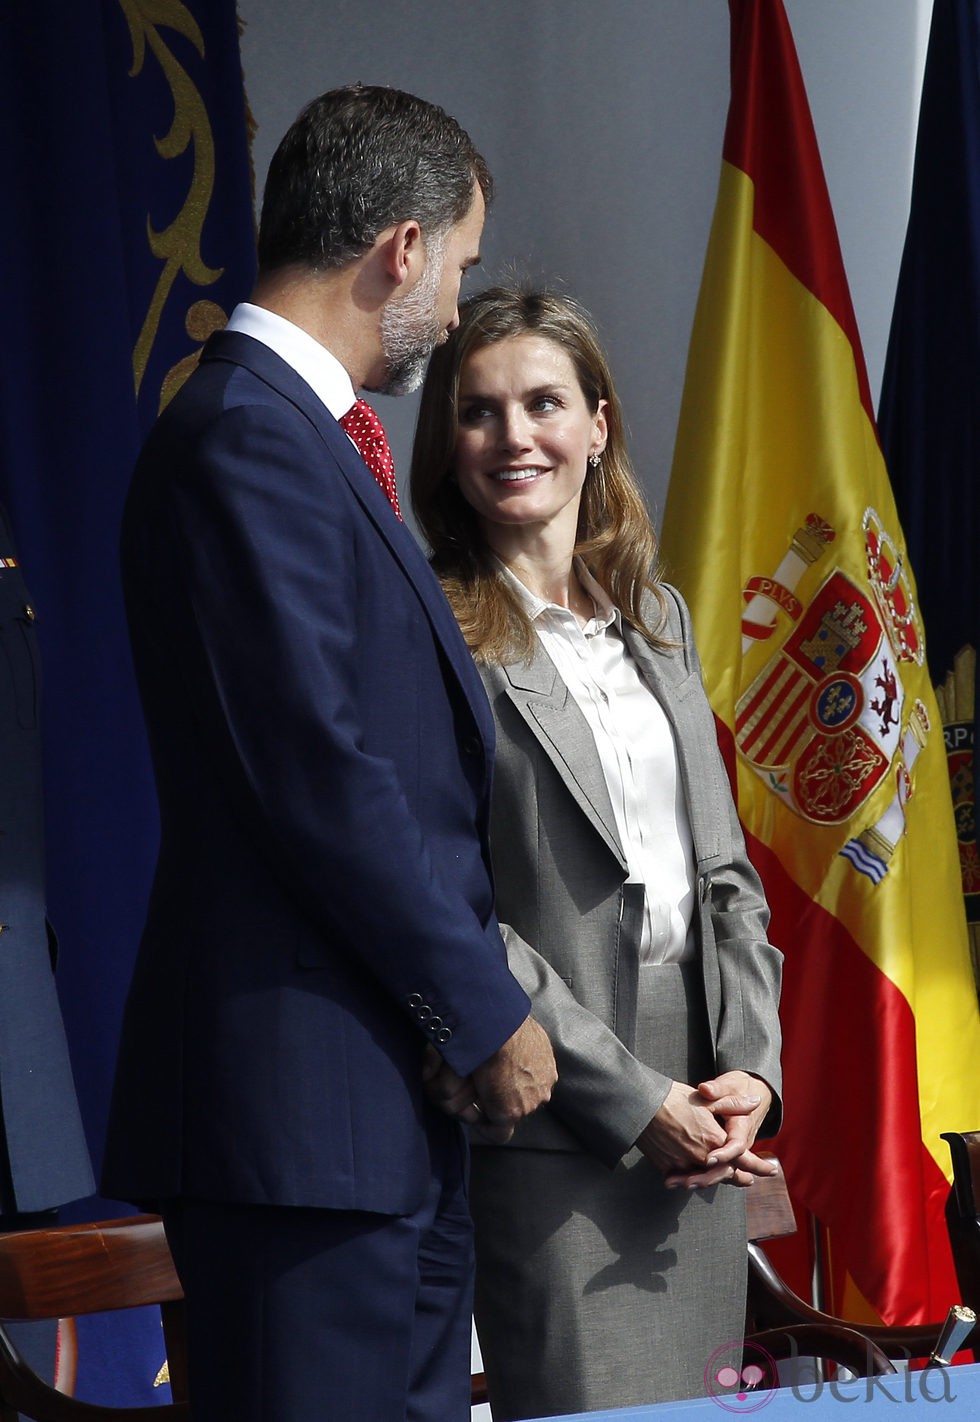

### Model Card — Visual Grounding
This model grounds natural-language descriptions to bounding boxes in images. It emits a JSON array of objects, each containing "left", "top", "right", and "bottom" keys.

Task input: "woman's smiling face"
[{"left": 452, "top": 333, "right": 607, "bottom": 546}]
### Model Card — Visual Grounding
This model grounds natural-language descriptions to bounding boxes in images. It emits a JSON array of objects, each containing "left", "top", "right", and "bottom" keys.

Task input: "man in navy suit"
[{"left": 103, "top": 86, "right": 555, "bottom": 1422}]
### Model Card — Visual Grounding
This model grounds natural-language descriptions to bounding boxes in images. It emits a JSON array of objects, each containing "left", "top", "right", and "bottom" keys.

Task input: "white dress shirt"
[
  {"left": 499, "top": 558, "right": 697, "bottom": 965},
  {"left": 225, "top": 303, "right": 356, "bottom": 423}
]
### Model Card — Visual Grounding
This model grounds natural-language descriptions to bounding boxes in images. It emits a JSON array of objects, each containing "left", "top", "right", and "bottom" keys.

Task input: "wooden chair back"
[
  {"left": 745, "top": 1162, "right": 798, "bottom": 1242},
  {"left": 0, "top": 1215, "right": 188, "bottom": 1421}
]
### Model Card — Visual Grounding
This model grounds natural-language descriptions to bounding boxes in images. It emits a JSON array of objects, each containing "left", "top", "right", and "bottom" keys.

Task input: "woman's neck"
[{"left": 487, "top": 535, "right": 594, "bottom": 623}]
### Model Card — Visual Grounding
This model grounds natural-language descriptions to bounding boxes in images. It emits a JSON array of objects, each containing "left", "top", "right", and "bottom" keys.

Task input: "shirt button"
[{"left": 23, "top": 605, "right": 36, "bottom": 622}]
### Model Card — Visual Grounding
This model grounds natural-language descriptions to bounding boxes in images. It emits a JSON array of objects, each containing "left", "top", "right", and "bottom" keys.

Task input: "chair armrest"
[
  {"left": 747, "top": 1322, "right": 896, "bottom": 1378},
  {"left": 748, "top": 1243, "right": 948, "bottom": 1360}
]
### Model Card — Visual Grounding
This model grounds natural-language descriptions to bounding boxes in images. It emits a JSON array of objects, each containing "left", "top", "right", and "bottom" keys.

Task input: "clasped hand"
[
  {"left": 422, "top": 1015, "right": 557, "bottom": 1143},
  {"left": 636, "top": 1070, "right": 776, "bottom": 1189}
]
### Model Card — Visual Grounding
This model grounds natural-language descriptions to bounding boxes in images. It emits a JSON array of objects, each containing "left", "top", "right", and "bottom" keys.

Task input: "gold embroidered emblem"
[{"left": 118, "top": 0, "right": 224, "bottom": 399}]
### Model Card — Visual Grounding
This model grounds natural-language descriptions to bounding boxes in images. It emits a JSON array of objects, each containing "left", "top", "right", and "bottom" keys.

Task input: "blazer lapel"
[
  {"left": 495, "top": 644, "right": 627, "bottom": 870},
  {"left": 200, "top": 331, "right": 497, "bottom": 758}
]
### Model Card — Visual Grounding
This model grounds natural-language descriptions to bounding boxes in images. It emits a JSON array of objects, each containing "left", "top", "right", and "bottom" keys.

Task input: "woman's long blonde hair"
[{"left": 410, "top": 286, "right": 668, "bottom": 664}]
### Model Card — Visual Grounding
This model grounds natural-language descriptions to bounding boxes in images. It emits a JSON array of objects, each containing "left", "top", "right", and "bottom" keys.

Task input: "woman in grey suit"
[{"left": 411, "top": 288, "right": 784, "bottom": 1419}]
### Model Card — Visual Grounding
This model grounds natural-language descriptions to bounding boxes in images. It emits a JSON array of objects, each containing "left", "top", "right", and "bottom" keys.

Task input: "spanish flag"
[{"left": 661, "top": 0, "right": 980, "bottom": 1325}]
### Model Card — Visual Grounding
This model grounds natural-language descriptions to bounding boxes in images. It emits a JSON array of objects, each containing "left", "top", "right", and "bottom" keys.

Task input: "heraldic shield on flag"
[{"left": 736, "top": 507, "right": 929, "bottom": 886}]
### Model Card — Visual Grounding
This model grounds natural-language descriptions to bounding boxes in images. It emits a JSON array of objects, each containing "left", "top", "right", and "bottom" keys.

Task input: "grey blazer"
[{"left": 480, "top": 584, "right": 783, "bottom": 1167}]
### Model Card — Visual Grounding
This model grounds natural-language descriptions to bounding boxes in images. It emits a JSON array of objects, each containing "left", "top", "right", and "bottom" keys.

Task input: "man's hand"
[
  {"left": 470, "top": 1016, "right": 557, "bottom": 1142},
  {"left": 422, "top": 1017, "right": 557, "bottom": 1144},
  {"left": 422, "top": 1045, "right": 478, "bottom": 1118}
]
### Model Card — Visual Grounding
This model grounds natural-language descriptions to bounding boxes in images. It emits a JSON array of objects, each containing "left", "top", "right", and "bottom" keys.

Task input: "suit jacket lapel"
[
  {"left": 494, "top": 644, "right": 627, "bottom": 870},
  {"left": 200, "top": 331, "right": 497, "bottom": 757}
]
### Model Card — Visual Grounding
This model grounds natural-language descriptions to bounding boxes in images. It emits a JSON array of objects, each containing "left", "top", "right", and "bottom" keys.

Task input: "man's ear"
[{"left": 384, "top": 220, "right": 424, "bottom": 289}]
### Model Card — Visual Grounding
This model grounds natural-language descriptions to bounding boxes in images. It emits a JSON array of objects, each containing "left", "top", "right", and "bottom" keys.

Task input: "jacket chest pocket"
[{"left": 0, "top": 597, "right": 40, "bottom": 729}]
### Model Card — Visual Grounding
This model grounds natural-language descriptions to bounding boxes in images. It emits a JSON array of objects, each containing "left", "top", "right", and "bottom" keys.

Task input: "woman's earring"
[{"left": 589, "top": 453, "right": 601, "bottom": 469}]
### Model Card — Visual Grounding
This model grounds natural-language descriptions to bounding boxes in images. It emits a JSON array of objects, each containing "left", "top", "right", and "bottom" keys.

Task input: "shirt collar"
[
  {"left": 225, "top": 303, "right": 356, "bottom": 422},
  {"left": 494, "top": 555, "right": 619, "bottom": 631}
]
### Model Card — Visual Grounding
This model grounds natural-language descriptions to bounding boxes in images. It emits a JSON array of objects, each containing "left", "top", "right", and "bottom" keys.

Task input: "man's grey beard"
[{"left": 373, "top": 232, "right": 448, "bottom": 397}]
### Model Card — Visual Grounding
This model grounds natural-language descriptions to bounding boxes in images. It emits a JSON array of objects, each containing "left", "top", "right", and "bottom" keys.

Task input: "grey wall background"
[{"left": 237, "top": 0, "right": 930, "bottom": 541}]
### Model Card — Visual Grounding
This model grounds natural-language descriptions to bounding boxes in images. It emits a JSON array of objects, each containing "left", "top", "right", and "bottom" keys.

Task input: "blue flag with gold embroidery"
[
  {"left": 0, "top": 0, "right": 255, "bottom": 1402},
  {"left": 878, "top": 0, "right": 980, "bottom": 977}
]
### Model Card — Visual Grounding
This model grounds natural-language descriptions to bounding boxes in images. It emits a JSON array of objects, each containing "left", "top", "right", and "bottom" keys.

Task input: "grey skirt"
[{"left": 469, "top": 960, "right": 747, "bottom": 1420}]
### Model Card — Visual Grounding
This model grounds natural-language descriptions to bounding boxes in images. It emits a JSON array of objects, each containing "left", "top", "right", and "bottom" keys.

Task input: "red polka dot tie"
[{"left": 340, "top": 399, "right": 402, "bottom": 520}]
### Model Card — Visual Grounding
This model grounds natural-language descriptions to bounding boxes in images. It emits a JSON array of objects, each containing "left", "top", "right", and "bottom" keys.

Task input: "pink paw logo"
[{"left": 705, "top": 1341, "right": 777, "bottom": 1412}]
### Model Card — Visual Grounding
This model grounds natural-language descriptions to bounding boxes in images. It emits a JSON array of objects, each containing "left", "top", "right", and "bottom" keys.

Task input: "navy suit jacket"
[{"left": 102, "top": 331, "right": 530, "bottom": 1216}]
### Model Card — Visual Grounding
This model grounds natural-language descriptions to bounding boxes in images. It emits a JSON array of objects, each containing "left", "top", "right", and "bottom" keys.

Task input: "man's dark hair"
[{"left": 257, "top": 85, "right": 492, "bottom": 273}]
